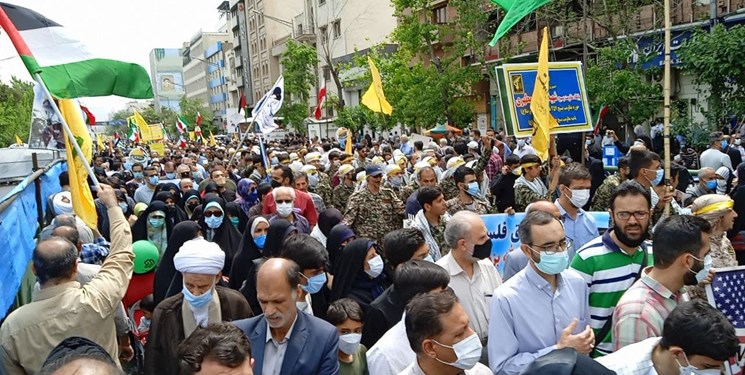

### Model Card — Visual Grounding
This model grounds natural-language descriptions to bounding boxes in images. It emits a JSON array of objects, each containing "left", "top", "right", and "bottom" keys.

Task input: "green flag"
[
  {"left": 491, "top": 0, "right": 516, "bottom": 10},
  {"left": 489, "top": 0, "right": 552, "bottom": 47}
]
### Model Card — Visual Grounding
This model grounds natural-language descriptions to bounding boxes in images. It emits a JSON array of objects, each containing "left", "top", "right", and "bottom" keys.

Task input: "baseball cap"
[{"left": 365, "top": 165, "right": 384, "bottom": 177}]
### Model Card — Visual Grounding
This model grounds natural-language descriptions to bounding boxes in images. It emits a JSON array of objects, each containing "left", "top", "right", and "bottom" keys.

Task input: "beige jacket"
[{"left": 0, "top": 206, "right": 134, "bottom": 375}]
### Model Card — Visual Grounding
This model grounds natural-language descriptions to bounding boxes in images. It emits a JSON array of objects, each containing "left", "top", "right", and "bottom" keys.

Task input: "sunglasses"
[{"left": 204, "top": 211, "right": 223, "bottom": 217}]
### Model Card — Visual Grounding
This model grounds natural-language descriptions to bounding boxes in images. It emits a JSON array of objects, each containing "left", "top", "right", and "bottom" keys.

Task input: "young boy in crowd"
[{"left": 326, "top": 298, "right": 369, "bottom": 375}]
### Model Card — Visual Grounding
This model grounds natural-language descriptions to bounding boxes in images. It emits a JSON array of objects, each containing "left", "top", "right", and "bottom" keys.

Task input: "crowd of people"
[{"left": 1, "top": 125, "right": 744, "bottom": 375}]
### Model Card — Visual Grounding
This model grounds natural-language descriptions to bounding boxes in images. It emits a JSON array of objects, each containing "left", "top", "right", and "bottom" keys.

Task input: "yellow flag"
[
  {"left": 15, "top": 134, "right": 22, "bottom": 145},
  {"left": 530, "top": 27, "right": 558, "bottom": 162},
  {"left": 209, "top": 131, "right": 217, "bottom": 147},
  {"left": 96, "top": 134, "right": 104, "bottom": 153},
  {"left": 188, "top": 131, "right": 195, "bottom": 141},
  {"left": 59, "top": 99, "right": 98, "bottom": 230},
  {"left": 345, "top": 129, "right": 352, "bottom": 155},
  {"left": 361, "top": 57, "right": 393, "bottom": 115},
  {"left": 130, "top": 111, "right": 153, "bottom": 141}
]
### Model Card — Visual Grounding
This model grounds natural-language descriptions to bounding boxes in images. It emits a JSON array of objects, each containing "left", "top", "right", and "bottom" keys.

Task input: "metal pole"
[
  {"left": 663, "top": 0, "right": 672, "bottom": 216},
  {"left": 227, "top": 94, "right": 272, "bottom": 168},
  {"left": 33, "top": 73, "right": 99, "bottom": 188},
  {"left": 581, "top": 0, "right": 589, "bottom": 165},
  {"left": 32, "top": 153, "right": 45, "bottom": 229}
]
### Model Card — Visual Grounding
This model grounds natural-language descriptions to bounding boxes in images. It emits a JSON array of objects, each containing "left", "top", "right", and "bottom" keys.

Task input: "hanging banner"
[
  {"left": 497, "top": 61, "right": 593, "bottom": 137},
  {"left": 482, "top": 211, "right": 610, "bottom": 274}
]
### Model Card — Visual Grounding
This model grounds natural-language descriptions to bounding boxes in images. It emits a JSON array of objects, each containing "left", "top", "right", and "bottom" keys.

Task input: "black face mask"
[
  {"left": 270, "top": 179, "right": 282, "bottom": 188},
  {"left": 472, "top": 238, "right": 493, "bottom": 260},
  {"left": 187, "top": 202, "right": 199, "bottom": 212}
]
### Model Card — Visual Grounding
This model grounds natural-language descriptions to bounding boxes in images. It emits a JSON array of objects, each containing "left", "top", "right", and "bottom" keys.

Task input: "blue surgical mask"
[
  {"left": 119, "top": 202, "right": 129, "bottom": 213},
  {"left": 301, "top": 272, "right": 327, "bottom": 294},
  {"left": 585, "top": 139, "right": 592, "bottom": 146},
  {"left": 466, "top": 181, "right": 480, "bottom": 197},
  {"left": 529, "top": 248, "right": 569, "bottom": 275},
  {"left": 182, "top": 282, "right": 214, "bottom": 308},
  {"left": 205, "top": 215, "right": 223, "bottom": 229},
  {"left": 424, "top": 254, "right": 434, "bottom": 263},
  {"left": 148, "top": 217, "right": 165, "bottom": 228},
  {"left": 253, "top": 234, "right": 267, "bottom": 249},
  {"left": 230, "top": 216, "right": 239, "bottom": 228},
  {"left": 148, "top": 176, "right": 159, "bottom": 185},
  {"left": 721, "top": 140, "right": 729, "bottom": 150},
  {"left": 648, "top": 169, "right": 663, "bottom": 186},
  {"left": 166, "top": 172, "right": 176, "bottom": 180},
  {"left": 676, "top": 351, "right": 720, "bottom": 375},
  {"left": 517, "top": 139, "right": 526, "bottom": 148},
  {"left": 705, "top": 180, "right": 718, "bottom": 191},
  {"left": 691, "top": 253, "right": 713, "bottom": 284},
  {"left": 192, "top": 171, "right": 201, "bottom": 179},
  {"left": 133, "top": 172, "right": 144, "bottom": 180}
]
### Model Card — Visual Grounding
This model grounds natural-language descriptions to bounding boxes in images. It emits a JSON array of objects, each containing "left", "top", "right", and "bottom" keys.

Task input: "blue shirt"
[
  {"left": 488, "top": 265, "right": 590, "bottom": 375},
  {"left": 400, "top": 143, "right": 414, "bottom": 156},
  {"left": 405, "top": 190, "right": 421, "bottom": 218},
  {"left": 554, "top": 200, "right": 598, "bottom": 259},
  {"left": 79, "top": 236, "right": 110, "bottom": 265}
]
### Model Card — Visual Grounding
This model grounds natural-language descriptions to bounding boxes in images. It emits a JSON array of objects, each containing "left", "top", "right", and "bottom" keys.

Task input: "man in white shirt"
[
  {"left": 399, "top": 290, "right": 492, "bottom": 375},
  {"left": 512, "top": 138, "right": 536, "bottom": 159},
  {"left": 700, "top": 131, "right": 733, "bottom": 171},
  {"left": 436, "top": 211, "right": 501, "bottom": 351},
  {"left": 597, "top": 300, "right": 737, "bottom": 375}
]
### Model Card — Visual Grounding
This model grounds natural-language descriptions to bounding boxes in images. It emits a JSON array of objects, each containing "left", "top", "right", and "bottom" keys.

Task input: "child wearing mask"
[{"left": 326, "top": 298, "right": 369, "bottom": 375}]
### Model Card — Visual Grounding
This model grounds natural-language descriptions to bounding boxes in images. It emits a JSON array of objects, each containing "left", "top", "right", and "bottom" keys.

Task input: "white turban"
[
  {"left": 174, "top": 238, "right": 225, "bottom": 275},
  {"left": 53, "top": 191, "right": 73, "bottom": 215}
]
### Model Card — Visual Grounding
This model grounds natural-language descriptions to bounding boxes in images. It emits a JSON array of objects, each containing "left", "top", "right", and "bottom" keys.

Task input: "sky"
[{"left": 0, "top": 0, "right": 226, "bottom": 120}]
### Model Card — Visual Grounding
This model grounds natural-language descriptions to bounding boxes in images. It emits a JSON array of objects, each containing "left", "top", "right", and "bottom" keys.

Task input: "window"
[
  {"left": 320, "top": 26, "right": 328, "bottom": 43},
  {"left": 326, "top": 106, "right": 334, "bottom": 117},
  {"left": 333, "top": 20, "right": 341, "bottom": 39},
  {"left": 433, "top": 6, "right": 447, "bottom": 24}
]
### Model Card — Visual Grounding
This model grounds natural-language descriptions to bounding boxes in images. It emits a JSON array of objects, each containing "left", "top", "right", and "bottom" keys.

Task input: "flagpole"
[
  {"left": 663, "top": 0, "right": 672, "bottom": 216},
  {"left": 228, "top": 95, "right": 272, "bottom": 169},
  {"left": 34, "top": 73, "right": 99, "bottom": 188}
]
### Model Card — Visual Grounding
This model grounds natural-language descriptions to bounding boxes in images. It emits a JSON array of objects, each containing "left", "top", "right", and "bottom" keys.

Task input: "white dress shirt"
[
  {"left": 367, "top": 317, "right": 415, "bottom": 375},
  {"left": 398, "top": 359, "right": 493, "bottom": 374},
  {"left": 596, "top": 337, "right": 660, "bottom": 375},
  {"left": 436, "top": 254, "right": 502, "bottom": 340}
]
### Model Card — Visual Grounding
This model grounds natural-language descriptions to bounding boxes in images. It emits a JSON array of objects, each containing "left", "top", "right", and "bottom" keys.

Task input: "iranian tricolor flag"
[
  {"left": 127, "top": 117, "right": 140, "bottom": 143},
  {"left": 176, "top": 116, "right": 189, "bottom": 134},
  {"left": 314, "top": 83, "right": 326, "bottom": 120},
  {"left": 0, "top": 3, "right": 153, "bottom": 99},
  {"left": 196, "top": 112, "right": 203, "bottom": 126}
]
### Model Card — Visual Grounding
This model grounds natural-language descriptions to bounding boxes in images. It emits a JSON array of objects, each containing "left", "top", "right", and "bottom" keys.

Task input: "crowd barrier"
[{"left": 0, "top": 160, "right": 65, "bottom": 320}]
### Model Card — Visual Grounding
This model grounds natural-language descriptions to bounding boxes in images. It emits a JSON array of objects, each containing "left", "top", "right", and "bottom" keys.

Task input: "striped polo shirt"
[{"left": 569, "top": 229, "right": 654, "bottom": 357}]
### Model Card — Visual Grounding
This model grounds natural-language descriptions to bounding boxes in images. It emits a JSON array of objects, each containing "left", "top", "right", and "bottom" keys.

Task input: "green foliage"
[
  {"left": 586, "top": 40, "right": 662, "bottom": 127},
  {"left": 336, "top": 105, "right": 382, "bottom": 133},
  {"left": 0, "top": 77, "right": 34, "bottom": 147},
  {"left": 108, "top": 97, "right": 212, "bottom": 137},
  {"left": 678, "top": 24, "right": 745, "bottom": 126},
  {"left": 279, "top": 40, "right": 317, "bottom": 133}
]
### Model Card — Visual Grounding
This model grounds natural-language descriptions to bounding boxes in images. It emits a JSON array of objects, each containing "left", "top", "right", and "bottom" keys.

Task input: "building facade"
[
  {"left": 182, "top": 31, "right": 230, "bottom": 125},
  {"left": 148, "top": 48, "right": 185, "bottom": 112}
]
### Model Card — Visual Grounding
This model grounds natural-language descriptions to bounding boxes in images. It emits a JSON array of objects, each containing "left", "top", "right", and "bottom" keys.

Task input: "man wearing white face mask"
[
  {"left": 145, "top": 239, "right": 252, "bottom": 375},
  {"left": 611, "top": 215, "right": 713, "bottom": 351},
  {"left": 554, "top": 163, "right": 599, "bottom": 259},
  {"left": 400, "top": 289, "right": 492, "bottom": 374},
  {"left": 598, "top": 300, "right": 738, "bottom": 375},
  {"left": 512, "top": 137, "right": 536, "bottom": 159},
  {"left": 269, "top": 187, "right": 310, "bottom": 234}
]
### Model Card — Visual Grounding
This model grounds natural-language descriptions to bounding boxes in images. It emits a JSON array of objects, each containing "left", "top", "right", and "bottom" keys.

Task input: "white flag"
[{"left": 252, "top": 76, "right": 284, "bottom": 134}]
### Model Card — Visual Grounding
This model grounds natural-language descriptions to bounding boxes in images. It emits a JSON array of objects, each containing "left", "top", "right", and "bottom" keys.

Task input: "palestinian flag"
[
  {"left": 80, "top": 105, "right": 95, "bottom": 125},
  {"left": 176, "top": 115, "right": 189, "bottom": 134},
  {"left": 127, "top": 117, "right": 140, "bottom": 143},
  {"left": 0, "top": 3, "right": 153, "bottom": 99}
]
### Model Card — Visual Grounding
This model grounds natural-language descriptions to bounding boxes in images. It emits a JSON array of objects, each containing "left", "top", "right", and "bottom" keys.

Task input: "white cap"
[
  {"left": 304, "top": 152, "right": 322, "bottom": 163},
  {"left": 338, "top": 164, "right": 355, "bottom": 176},
  {"left": 385, "top": 164, "right": 402, "bottom": 175},
  {"left": 467, "top": 141, "right": 478, "bottom": 149},
  {"left": 446, "top": 156, "right": 465, "bottom": 170},
  {"left": 290, "top": 160, "right": 303, "bottom": 172}
]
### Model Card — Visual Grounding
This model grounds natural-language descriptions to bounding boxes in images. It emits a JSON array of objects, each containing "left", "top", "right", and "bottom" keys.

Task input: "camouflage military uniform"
[
  {"left": 343, "top": 187, "right": 405, "bottom": 244},
  {"left": 333, "top": 183, "right": 355, "bottom": 212},
  {"left": 383, "top": 182, "right": 408, "bottom": 202},
  {"left": 590, "top": 173, "right": 621, "bottom": 212},
  {"left": 514, "top": 183, "right": 553, "bottom": 212},
  {"left": 439, "top": 178, "right": 459, "bottom": 200},
  {"left": 430, "top": 221, "right": 449, "bottom": 256},
  {"left": 445, "top": 196, "right": 493, "bottom": 215},
  {"left": 315, "top": 172, "right": 334, "bottom": 208},
  {"left": 399, "top": 183, "right": 418, "bottom": 203}
]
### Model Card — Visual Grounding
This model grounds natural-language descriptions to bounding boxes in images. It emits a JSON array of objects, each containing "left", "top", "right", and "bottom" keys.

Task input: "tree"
[
  {"left": 109, "top": 97, "right": 212, "bottom": 139},
  {"left": 678, "top": 24, "right": 745, "bottom": 127},
  {"left": 280, "top": 40, "right": 317, "bottom": 133},
  {"left": 586, "top": 39, "right": 662, "bottom": 128},
  {"left": 0, "top": 77, "right": 34, "bottom": 147}
]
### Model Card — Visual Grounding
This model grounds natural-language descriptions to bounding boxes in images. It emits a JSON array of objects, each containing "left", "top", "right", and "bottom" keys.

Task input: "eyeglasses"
[
  {"left": 614, "top": 211, "right": 650, "bottom": 220},
  {"left": 527, "top": 238, "right": 572, "bottom": 255},
  {"left": 203, "top": 211, "right": 223, "bottom": 217},
  {"left": 276, "top": 199, "right": 293, "bottom": 204}
]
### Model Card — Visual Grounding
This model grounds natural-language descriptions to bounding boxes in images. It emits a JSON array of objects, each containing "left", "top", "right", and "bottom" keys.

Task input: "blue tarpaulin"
[{"left": 0, "top": 161, "right": 64, "bottom": 320}]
